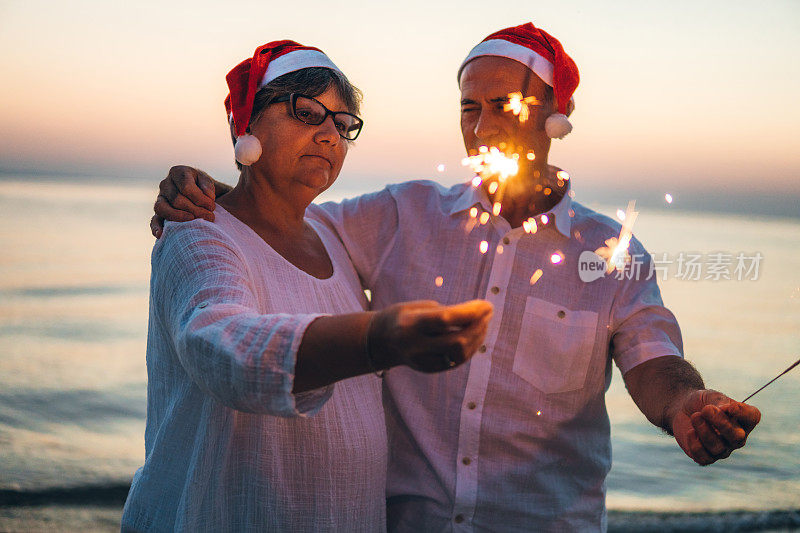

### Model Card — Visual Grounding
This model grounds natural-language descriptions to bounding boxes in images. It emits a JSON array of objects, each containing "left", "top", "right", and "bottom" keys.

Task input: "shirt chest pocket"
[{"left": 512, "top": 297, "right": 599, "bottom": 394}]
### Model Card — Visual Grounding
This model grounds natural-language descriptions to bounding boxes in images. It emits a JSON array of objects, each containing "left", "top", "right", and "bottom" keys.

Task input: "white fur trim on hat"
[
  {"left": 458, "top": 39, "right": 554, "bottom": 85},
  {"left": 261, "top": 49, "right": 340, "bottom": 88},
  {"left": 234, "top": 134, "right": 262, "bottom": 165}
]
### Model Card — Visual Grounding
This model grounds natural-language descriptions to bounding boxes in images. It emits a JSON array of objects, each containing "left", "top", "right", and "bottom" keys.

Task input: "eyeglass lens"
[{"left": 293, "top": 95, "right": 362, "bottom": 140}]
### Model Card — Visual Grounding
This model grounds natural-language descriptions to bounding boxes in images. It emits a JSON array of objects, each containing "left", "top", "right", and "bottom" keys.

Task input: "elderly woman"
[{"left": 121, "top": 41, "right": 491, "bottom": 532}]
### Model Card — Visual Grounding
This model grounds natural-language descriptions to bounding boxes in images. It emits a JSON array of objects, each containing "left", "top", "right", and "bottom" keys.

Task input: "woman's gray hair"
[{"left": 232, "top": 67, "right": 362, "bottom": 169}]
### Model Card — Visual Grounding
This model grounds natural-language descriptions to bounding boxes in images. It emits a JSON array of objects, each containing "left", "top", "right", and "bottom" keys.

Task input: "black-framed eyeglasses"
[{"left": 273, "top": 93, "right": 363, "bottom": 141}]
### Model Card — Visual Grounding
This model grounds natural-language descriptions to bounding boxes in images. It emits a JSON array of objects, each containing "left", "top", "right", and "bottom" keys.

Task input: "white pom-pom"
[
  {"left": 234, "top": 134, "right": 262, "bottom": 165},
  {"left": 545, "top": 113, "right": 572, "bottom": 139}
]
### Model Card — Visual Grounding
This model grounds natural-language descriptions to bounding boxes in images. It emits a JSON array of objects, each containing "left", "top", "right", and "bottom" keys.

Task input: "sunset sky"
[{"left": 1, "top": 0, "right": 799, "bottom": 199}]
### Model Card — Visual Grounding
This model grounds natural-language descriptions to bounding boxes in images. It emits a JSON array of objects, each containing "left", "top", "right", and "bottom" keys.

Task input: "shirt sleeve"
[
  {"left": 309, "top": 188, "right": 399, "bottom": 291},
  {"left": 151, "top": 219, "right": 333, "bottom": 417},
  {"left": 609, "top": 236, "right": 684, "bottom": 375}
]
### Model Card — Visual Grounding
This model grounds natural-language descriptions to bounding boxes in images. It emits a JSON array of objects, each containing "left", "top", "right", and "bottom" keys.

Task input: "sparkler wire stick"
[{"left": 741, "top": 357, "right": 800, "bottom": 403}]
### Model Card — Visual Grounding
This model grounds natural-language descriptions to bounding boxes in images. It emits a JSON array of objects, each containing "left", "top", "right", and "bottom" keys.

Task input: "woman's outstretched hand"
[{"left": 368, "top": 300, "right": 493, "bottom": 373}]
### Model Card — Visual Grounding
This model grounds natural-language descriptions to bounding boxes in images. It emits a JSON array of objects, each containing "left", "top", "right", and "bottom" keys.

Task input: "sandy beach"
[
  {"left": 3, "top": 502, "right": 799, "bottom": 532},
  {"left": 2, "top": 482, "right": 799, "bottom": 533}
]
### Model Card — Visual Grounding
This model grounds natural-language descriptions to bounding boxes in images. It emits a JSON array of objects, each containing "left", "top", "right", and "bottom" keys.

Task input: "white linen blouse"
[{"left": 121, "top": 206, "right": 387, "bottom": 532}]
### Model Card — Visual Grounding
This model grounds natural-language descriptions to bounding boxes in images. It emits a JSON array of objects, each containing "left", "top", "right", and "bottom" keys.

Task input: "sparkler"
[
  {"left": 462, "top": 147, "right": 520, "bottom": 183},
  {"left": 595, "top": 201, "right": 639, "bottom": 274},
  {"left": 504, "top": 56, "right": 541, "bottom": 125},
  {"left": 504, "top": 91, "right": 543, "bottom": 123},
  {"left": 741, "top": 357, "right": 800, "bottom": 403},
  {"left": 461, "top": 146, "right": 521, "bottom": 227}
]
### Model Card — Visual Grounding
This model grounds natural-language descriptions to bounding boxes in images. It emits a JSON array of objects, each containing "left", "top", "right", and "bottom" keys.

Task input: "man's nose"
[
  {"left": 314, "top": 116, "right": 340, "bottom": 144},
  {"left": 473, "top": 109, "right": 500, "bottom": 141}
]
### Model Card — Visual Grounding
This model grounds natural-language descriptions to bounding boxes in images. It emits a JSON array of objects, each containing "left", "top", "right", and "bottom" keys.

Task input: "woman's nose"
[{"left": 314, "top": 116, "right": 340, "bottom": 144}]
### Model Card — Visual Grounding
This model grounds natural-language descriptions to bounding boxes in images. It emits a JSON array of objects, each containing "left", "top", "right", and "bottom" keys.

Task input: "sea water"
[{"left": 1, "top": 177, "right": 798, "bottom": 516}]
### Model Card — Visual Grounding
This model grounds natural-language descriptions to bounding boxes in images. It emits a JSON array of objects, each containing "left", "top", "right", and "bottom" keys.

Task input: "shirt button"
[
  {"left": 557, "top": 310, "right": 566, "bottom": 319},
  {"left": 502, "top": 237, "right": 511, "bottom": 245},
  {"left": 454, "top": 515, "right": 465, "bottom": 524},
  {"left": 462, "top": 457, "right": 472, "bottom": 465},
  {"left": 490, "top": 286, "right": 500, "bottom": 294},
  {"left": 467, "top": 401, "right": 477, "bottom": 410},
  {"left": 478, "top": 345, "right": 487, "bottom": 353}
]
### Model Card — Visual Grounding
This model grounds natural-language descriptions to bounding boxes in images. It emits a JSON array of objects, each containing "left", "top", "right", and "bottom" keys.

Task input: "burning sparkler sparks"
[
  {"left": 504, "top": 91, "right": 542, "bottom": 123},
  {"left": 462, "top": 147, "right": 520, "bottom": 183},
  {"left": 522, "top": 217, "right": 538, "bottom": 234},
  {"left": 665, "top": 193, "right": 674, "bottom": 204},
  {"left": 435, "top": 276, "right": 444, "bottom": 287},
  {"left": 530, "top": 269, "right": 543, "bottom": 285},
  {"left": 550, "top": 252, "right": 564, "bottom": 264},
  {"left": 461, "top": 144, "right": 530, "bottom": 222},
  {"left": 595, "top": 201, "right": 639, "bottom": 274},
  {"left": 479, "top": 240, "right": 489, "bottom": 254}
]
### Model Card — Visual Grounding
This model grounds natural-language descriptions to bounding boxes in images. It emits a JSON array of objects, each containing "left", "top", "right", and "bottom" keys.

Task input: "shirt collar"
[
  {"left": 448, "top": 180, "right": 573, "bottom": 238},
  {"left": 449, "top": 182, "right": 493, "bottom": 216}
]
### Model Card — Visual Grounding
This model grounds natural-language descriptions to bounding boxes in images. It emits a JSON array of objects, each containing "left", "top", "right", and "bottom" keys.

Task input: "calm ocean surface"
[{"left": 1, "top": 177, "right": 798, "bottom": 516}]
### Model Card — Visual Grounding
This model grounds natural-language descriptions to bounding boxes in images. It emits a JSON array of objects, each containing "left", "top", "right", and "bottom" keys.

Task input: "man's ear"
[{"left": 566, "top": 99, "right": 575, "bottom": 117}]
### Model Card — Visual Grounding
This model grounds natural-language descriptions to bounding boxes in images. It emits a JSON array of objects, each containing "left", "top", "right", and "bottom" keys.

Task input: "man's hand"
[
  {"left": 150, "top": 166, "right": 222, "bottom": 238},
  {"left": 623, "top": 356, "right": 761, "bottom": 466},
  {"left": 670, "top": 389, "right": 761, "bottom": 466},
  {"left": 368, "top": 300, "right": 493, "bottom": 373}
]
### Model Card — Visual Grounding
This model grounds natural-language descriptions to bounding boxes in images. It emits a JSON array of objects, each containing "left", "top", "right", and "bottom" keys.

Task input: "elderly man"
[{"left": 152, "top": 23, "right": 760, "bottom": 532}]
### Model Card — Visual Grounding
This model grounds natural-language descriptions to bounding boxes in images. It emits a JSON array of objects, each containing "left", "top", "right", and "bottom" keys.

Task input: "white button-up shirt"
[
  {"left": 122, "top": 207, "right": 386, "bottom": 532},
  {"left": 312, "top": 180, "right": 683, "bottom": 532}
]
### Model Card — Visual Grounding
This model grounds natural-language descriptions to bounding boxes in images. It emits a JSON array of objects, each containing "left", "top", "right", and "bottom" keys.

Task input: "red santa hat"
[
  {"left": 224, "top": 40, "right": 341, "bottom": 166},
  {"left": 458, "top": 23, "right": 580, "bottom": 139}
]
